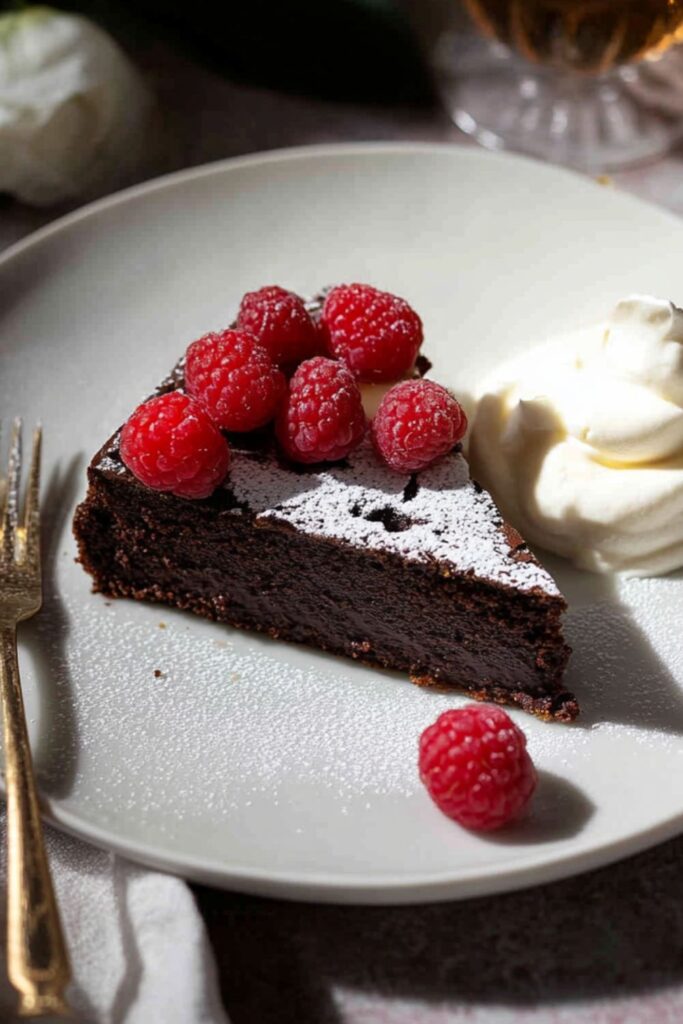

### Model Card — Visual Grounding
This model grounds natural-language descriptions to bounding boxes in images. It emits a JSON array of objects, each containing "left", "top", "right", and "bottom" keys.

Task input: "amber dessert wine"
[
  {"left": 465, "top": 0, "right": 683, "bottom": 72},
  {"left": 432, "top": 0, "right": 683, "bottom": 170}
]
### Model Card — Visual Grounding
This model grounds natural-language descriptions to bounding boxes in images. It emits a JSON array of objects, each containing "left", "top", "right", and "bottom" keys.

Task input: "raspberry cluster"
[{"left": 119, "top": 282, "right": 467, "bottom": 497}]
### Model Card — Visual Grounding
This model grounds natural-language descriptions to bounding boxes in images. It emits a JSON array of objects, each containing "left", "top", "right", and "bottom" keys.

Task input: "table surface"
[{"left": 4, "top": 30, "right": 683, "bottom": 1024}]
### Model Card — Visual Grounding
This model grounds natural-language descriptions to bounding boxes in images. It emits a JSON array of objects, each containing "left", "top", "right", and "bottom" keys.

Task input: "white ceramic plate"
[{"left": 1, "top": 143, "right": 683, "bottom": 905}]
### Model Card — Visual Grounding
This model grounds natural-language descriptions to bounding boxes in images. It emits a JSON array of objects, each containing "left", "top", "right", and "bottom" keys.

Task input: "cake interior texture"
[{"left": 73, "top": 360, "right": 576, "bottom": 722}]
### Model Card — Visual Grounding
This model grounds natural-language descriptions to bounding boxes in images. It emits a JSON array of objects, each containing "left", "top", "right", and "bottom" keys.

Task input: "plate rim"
[
  {"left": 34, "top": 791, "right": 683, "bottom": 905},
  {"left": 4, "top": 139, "right": 683, "bottom": 273},
  {"left": 3, "top": 140, "right": 683, "bottom": 904}
]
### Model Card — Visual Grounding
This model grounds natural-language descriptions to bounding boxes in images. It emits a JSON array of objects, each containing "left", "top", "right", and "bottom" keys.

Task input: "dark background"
[{"left": 0, "top": 0, "right": 436, "bottom": 103}]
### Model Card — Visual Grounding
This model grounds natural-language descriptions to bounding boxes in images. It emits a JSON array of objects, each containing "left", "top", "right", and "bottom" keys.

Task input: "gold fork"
[{"left": 0, "top": 421, "right": 72, "bottom": 1017}]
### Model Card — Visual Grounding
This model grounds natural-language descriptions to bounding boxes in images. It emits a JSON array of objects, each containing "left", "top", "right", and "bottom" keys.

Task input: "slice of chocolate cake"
[{"left": 74, "top": 360, "right": 576, "bottom": 721}]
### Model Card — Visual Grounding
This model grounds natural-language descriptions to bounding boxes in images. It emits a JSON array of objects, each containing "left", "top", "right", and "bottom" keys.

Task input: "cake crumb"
[
  {"left": 158, "top": 621, "right": 167, "bottom": 629},
  {"left": 153, "top": 669, "right": 164, "bottom": 679},
  {"left": 595, "top": 174, "right": 613, "bottom": 186}
]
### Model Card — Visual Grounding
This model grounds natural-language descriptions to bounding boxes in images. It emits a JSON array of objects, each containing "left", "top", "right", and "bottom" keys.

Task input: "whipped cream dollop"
[
  {"left": 0, "top": 7, "right": 153, "bottom": 206},
  {"left": 469, "top": 295, "right": 683, "bottom": 576}
]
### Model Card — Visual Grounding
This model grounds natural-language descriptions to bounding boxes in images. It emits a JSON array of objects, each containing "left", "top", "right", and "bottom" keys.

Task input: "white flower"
[{"left": 0, "top": 6, "right": 153, "bottom": 206}]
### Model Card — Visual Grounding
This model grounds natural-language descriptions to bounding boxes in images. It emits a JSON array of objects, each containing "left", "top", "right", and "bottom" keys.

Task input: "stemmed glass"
[{"left": 432, "top": 0, "right": 683, "bottom": 172}]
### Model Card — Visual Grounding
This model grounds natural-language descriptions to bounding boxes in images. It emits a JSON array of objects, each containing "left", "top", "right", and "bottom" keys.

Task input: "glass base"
[{"left": 432, "top": 32, "right": 683, "bottom": 173}]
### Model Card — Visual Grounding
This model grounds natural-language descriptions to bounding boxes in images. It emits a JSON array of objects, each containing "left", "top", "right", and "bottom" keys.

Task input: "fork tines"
[{"left": 0, "top": 420, "right": 42, "bottom": 566}]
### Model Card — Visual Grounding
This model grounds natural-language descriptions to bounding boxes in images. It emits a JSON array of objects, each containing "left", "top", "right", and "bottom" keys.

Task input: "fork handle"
[{"left": 1, "top": 624, "right": 72, "bottom": 1017}]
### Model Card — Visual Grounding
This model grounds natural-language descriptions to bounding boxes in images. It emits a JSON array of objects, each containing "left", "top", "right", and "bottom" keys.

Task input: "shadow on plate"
[
  {"left": 483, "top": 770, "right": 595, "bottom": 846},
  {"left": 543, "top": 553, "right": 683, "bottom": 737},
  {"left": 22, "top": 454, "right": 84, "bottom": 799}
]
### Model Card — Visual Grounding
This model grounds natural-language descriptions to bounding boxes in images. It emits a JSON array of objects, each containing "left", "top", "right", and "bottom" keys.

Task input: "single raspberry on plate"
[
  {"left": 372, "top": 379, "right": 467, "bottom": 473},
  {"left": 321, "top": 283, "right": 423, "bottom": 382},
  {"left": 419, "top": 705, "right": 537, "bottom": 831},
  {"left": 236, "top": 285, "right": 321, "bottom": 367},
  {"left": 185, "top": 328, "right": 286, "bottom": 432},
  {"left": 276, "top": 356, "right": 366, "bottom": 464},
  {"left": 120, "top": 391, "right": 231, "bottom": 500}
]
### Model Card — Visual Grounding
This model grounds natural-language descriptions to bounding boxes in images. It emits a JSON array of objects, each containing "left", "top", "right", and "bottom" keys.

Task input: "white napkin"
[{"left": 0, "top": 813, "right": 228, "bottom": 1024}]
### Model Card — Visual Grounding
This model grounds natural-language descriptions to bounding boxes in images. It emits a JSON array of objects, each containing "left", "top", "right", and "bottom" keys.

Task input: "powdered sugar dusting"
[
  {"left": 97, "top": 452, "right": 126, "bottom": 475},
  {"left": 226, "top": 440, "right": 559, "bottom": 596}
]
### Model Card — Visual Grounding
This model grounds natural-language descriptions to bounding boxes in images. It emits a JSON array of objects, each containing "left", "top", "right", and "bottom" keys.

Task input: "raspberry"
[
  {"left": 120, "top": 391, "right": 230, "bottom": 500},
  {"left": 236, "top": 286, "right": 321, "bottom": 367},
  {"left": 276, "top": 356, "right": 366, "bottom": 464},
  {"left": 321, "top": 283, "right": 423, "bottom": 382},
  {"left": 372, "top": 379, "right": 467, "bottom": 473},
  {"left": 419, "top": 705, "right": 537, "bottom": 831},
  {"left": 185, "top": 328, "right": 285, "bottom": 432}
]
